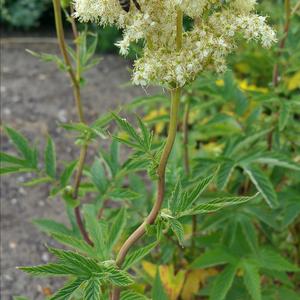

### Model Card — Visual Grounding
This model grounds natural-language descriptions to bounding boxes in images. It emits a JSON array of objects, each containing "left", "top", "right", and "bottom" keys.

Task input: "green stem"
[
  {"left": 52, "top": 0, "right": 85, "bottom": 123},
  {"left": 69, "top": 5, "right": 81, "bottom": 84},
  {"left": 176, "top": 7, "right": 183, "bottom": 51},
  {"left": 111, "top": 88, "right": 181, "bottom": 300},
  {"left": 116, "top": 87, "right": 181, "bottom": 266},
  {"left": 52, "top": 0, "right": 92, "bottom": 245},
  {"left": 183, "top": 99, "right": 190, "bottom": 176}
]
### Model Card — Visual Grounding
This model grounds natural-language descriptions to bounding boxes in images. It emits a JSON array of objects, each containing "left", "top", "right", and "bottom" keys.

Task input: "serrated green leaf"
[
  {"left": 217, "top": 160, "right": 235, "bottom": 190},
  {"left": 108, "top": 188, "right": 139, "bottom": 201},
  {"left": 242, "top": 260, "right": 261, "bottom": 300},
  {"left": 113, "top": 136, "right": 140, "bottom": 149},
  {"left": 83, "top": 277, "right": 102, "bottom": 300},
  {"left": 4, "top": 126, "right": 34, "bottom": 163},
  {"left": 33, "top": 219, "right": 73, "bottom": 236},
  {"left": 250, "top": 152, "right": 300, "bottom": 171},
  {"left": 110, "top": 140, "right": 120, "bottom": 174},
  {"left": 19, "top": 263, "right": 79, "bottom": 277},
  {"left": 49, "top": 278, "right": 84, "bottom": 300},
  {"left": 246, "top": 207, "right": 279, "bottom": 229},
  {"left": 136, "top": 115, "right": 152, "bottom": 150},
  {"left": 91, "top": 112, "right": 113, "bottom": 130},
  {"left": 221, "top": 219, "right": 239, "bottom": 249},
  {"left": 169, "top": 219, "right": 184, "bottom": 247},
  {"left": 279, "top": 102, "right": 290, "bottom": 131},
  {"left": 60, "top": 122, "right": 89, "bottom": 133},
  {"left": 105, "top": 265, "right": 134, "bottom": 287},
  {"left": 175, "top": 174, "right": 215, "bottom": 215},
  {"left": 186, "top": 174, "right": 215, "bottom": 208},
  {"left": 49, "top": 248, "right": 101, "bottom": 274},
  {"left": 112, "top": 113, "right": 143, "bottom": 149},
  {"left": 99, "top": 141, "right": 120, "bottom": 177},
  {"left": 0, "top": 152, "right": 28, "bottom": 166},
  {"left": 231, "top": 129, "right": 271, "bottom": 155},
  {"left": 28, "top": 51, "right": 67, "bottom": 71},
  {"left": 190, "top": 248, "right": 236, "bottom": 269},
  {"left": 51, "top": 233, "right": 96, "bottom": 258},
  {"left": 152, "top": 270, "right": 168, "bottom": 300},
  {"left": 180, "top": 194, "right": 258, "bottom": 217},
  {"left": 0, "top": 166, "right": 35, "bottom": 175},
  {"left": 108, "top": 208, "right": 127, "bottom": 251},
  {"left": 210, "top": 264, "right": 237, "bottom": 300},
  {"left": 168, "top": 179, "right": 182, "bottom": 215},
  {"left": 23, "top": 177, "right": 53, "bottom": 186},
  {"left": 60, "top": 161, "right": 77, "bottom": 187},
  {"left": 258, "top": 248, "right": 299, "bottom": 272},
  {"left": 123, "top": 242, "right": 157, "bottom": 270},
  {"left": 239, "top": 217, "right": 258, "bottom": 253},
  {"left": 262, "top": 269, "right": 294, "bottom": 288},
  {"left": 277, "top": 287, "right": 300, "bottom": 300},
  {"left": 82, "top": 205, "right": 107, "bottom": 259},
  {"left": 243, "top": 165, "right": 278, "bottom": 208},
  {"left": 90, "top": 158, "right": 108, "bottom": 193},
  {"left": 45, "top": 136, "right": 56, "bottom": 178},
  {"left": 121, "top": 290, "right": 149, "bottom": 300},
  {"left": 282, "top": 202, "right": 300, "bottom": 229}
]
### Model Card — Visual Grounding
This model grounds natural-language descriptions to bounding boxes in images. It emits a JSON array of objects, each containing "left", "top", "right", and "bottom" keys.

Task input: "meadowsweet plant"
[
  {"left": 74, "top": 0, "right": 276, "bottom": 298},
  {"left": 2, "top": 0, "right": 300, "bottom": 300}
]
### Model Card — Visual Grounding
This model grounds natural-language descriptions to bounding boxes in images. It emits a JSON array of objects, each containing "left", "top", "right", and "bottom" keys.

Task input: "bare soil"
[{"left": 0, "top": 39, "right": 155, "bottom": 300}]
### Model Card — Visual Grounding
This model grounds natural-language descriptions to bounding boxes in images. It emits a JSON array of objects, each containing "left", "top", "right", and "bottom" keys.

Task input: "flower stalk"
[
  {"left": 112, "top": 87, "right": 181, "bottom": 300},
  {"left": 52, "top": 0, "right": 92, "bottom": 245},
  {"left": 183, "top": 98, "right": 190, "bottom": 176},
  {"left": 111, "top": 9, "right": 183, "bottom": 299}
]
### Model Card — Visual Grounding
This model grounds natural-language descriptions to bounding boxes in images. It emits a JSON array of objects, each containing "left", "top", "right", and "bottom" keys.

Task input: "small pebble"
[
  {"left": 18, "top": 187, "right": 27, "bottom": 195},
  {"left": 3, "top": 67, "right": 10, "bottom": 73},
  {"left": 9, "top": 241, "right": 17, "bottom": 249},
  {"left": 58, "top": 109, "right": 67, "bottom": 122},
  {"left": 17, "top": 176, "right": 26, "bottom": 183},
  {"left": 3, "top": 108, "right": 11, "bottom": 116},
  {"left": 11, "top": 198, "right": 18, "bottom": 205},
  {"left": 41, "top": 252, "right": 49, "bottom": 262},
  {"left": 12, "top": 95, "right": 21, "bottom": 103},
  {"left": 4, "top": 274, "right": 13, "bottom": 281},
  {"left": 0, "top": 85, "right": 7, "bottom": 93},
  {"left": 38, "top": 74, "right": 47, "bottom": 81},
  {"left": 38, "top": 200, "right": 45, "bottom": 207},
  {"left": 37, "top": 285, "right": 43, "bottom": 293}
]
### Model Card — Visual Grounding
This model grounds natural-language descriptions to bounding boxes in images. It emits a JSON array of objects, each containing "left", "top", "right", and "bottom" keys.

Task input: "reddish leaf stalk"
[{"left": 111, "top": 88, "right": 181, "bottom": 300}]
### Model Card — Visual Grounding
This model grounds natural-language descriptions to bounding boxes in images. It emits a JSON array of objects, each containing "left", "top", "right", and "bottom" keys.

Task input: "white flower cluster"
[{"left": 74, "top": 0, "right": 276, "bottom": 87}]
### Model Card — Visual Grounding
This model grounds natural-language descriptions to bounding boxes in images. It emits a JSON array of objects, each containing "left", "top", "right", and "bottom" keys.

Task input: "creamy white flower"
[{"left": 74, "top": 0, "right": 276, "bottom": 87}]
